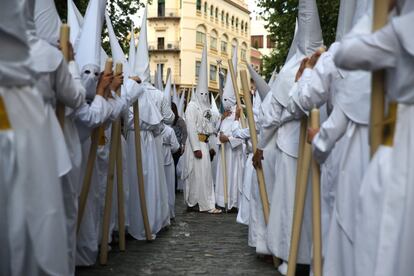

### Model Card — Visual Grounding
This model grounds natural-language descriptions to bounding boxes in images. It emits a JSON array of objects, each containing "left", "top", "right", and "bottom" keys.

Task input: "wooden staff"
[
  {"left": 115, "top": 64, "right": 126, "bottom": 252},
  {"left": 228, "top": 59, "right": 246, "bottom": 128},
  {"left": 220, "top": 141, "right": 229, "bottom": 211},
  {"left": 370, "top": 0, "right": 390, "bottom": 157},
  {"left": 133, "top": 100, "right": 152, "bottom": 241},
  {"left": 100, "top": 63, "right": 125, "bottom": 265},
  {"left": 77, "top": 58, "right": 113, "bottom": 233},
  {"left": 56, "top": 23, "right": 70, "bottom": 128},
  {"left": 240, "top": 70, "right": 270, "bottom": 222},
  {"left": 310, "top": 108, "right": 322, "bottom": 276},
  {"left": 116, "top": 129, "right": 126, "bottom": 251},
  {"left": 287, "top": 116, "right": 312, "bottom": 276}
]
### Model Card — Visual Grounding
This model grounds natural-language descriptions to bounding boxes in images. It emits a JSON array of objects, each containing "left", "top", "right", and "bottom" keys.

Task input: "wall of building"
[{"left": 147, "top": 0, "right": 251, "bottom": 94}]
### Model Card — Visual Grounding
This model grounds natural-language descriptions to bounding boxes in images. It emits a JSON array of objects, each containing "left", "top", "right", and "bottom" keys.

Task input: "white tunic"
[{"left": 215, "top": 106, "right": 244, "bottom": 209}]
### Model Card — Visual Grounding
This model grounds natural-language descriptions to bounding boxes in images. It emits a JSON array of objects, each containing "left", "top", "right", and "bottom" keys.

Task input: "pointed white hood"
[
  {"left": 75, "top": 0, "right": 106, "bottom": 71},
  {"left": 0, "top": 0, "right": 36, "bottom": 86},
  {"left": 156, "top": 64, "right": 164, "bottom": 90},
  {"left": 192, "top": 45, "right": 210, "bottom": 112},
  {"left": 128, "top": 22, "right": 136, "bottom": 72},
  {"left": 134, "top": 7, "right": 150, "bottom": 82},
  {"left": 272, "top": 0, "right": 323, "bottom": 107},
  {"left": 336, "top": 0, "right": 357, "bottom": 41},
  {"left": 286, "top": 18, "right": 299, "bottom": 61},
  {"left": 178, "top": 89, "right": 186, "bottom": 117},
  {"left": 106, "top": 12, "right": 132, "bottom": 77},
  {"left": 190, "top": 85, "right": 196, "bottom": 103},
  {"left": 247, "top": 63, "right": 271, "bottom": 101},
  {"left": 173, "top": 83, "right": 180, "bottom": 106},
  {"left": 222, "top": 45, "right": 238, "bottom": 110},
  {"left": 67, "top": 0, "right": 81, "bottom": 46},
  {"left": 34, "top": 0, "right": 61, "bottom": 46},
  {"left": 164, "top": 72, "right": 172, "bottom": 106},
  {"left": 25, "top": 0, "right": 61, "bottom": 73},
  {"left": 211, "top": 93, "right": 220, "bottom": 115}
]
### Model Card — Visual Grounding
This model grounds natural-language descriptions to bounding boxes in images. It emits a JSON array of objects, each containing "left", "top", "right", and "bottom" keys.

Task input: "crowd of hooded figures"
[{"left": 1, "top": 0, "right": 414, "bottom": 275}]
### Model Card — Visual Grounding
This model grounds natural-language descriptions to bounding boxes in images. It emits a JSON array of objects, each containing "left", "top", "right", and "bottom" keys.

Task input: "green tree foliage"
[
  {"left": 257, "top": 0, "right": 339, "bottom": 80},
  {"left": 55, "top": 0, "right": 149, "bottom": 54}
]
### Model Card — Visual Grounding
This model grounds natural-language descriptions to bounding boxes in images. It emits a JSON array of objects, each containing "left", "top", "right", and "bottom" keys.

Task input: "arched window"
[
  {"left": 210, "top": 5, "right": 214, "bottom": 16},
  {"left": 221, "top": 11, "right": 225, "bottom": 22},
  {"left": 226, "top": 13, "right": 229, "bottom": 25},
  {"left": 221, "top": 34, "right": 229, "bottom": 54},
  {"left": 236, "top": 18, "right": 239, "bottom": 29},
  {"left": 196, "top": 25, "right": 206, "bottom": 45},
  {"left": 196, "top": 0, "right": 201, "bottom": 11},
  {"left": 231, "top": 38, "right": 238, "bottom": 57},
  {"left": 231, "top": 16, "right": 234, "bottom": 27},
  {"left": 241, "top": 20, "right": 244, "bottom": 31},
  {"left": 241, "top": 42, "right": 247, "bottom": 61},
  {"left": 215, "top": 7, "right": 219, "bottom": 18},
  {"left": 204, "top": 2, "right": 207, "bottom": 13},
  {"left": 245, "top": 23, "right": 248, "bottom": 33},
  {"left": 210, "top": 29, "right": 218, "bottom": 50}
]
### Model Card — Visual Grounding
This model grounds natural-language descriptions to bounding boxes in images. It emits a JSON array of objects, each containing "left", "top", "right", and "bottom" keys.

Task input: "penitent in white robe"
[
  {"left": 182, "top": 101, "right": 217, "bottom": 212},
  {"left": 335, "top": 11, "right": 414, "bottom": 276},
  {"left": 161, "top": 125, "right": 180, "bottom": 218},
  {"left": 126, "top": 87, "right": 170, "bottom": 240},
  {"left": 215, "top": 106, "right": 244, "bottom": 210}
]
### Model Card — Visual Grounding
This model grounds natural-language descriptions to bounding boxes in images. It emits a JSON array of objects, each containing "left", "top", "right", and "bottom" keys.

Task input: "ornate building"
[{"left": 147, "top": 0, "right": 251, "bottom": 94}]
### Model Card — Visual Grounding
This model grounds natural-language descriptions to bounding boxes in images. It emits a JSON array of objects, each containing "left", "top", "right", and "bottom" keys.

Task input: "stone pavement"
[{"left": 76, "top": 193, "right": 309, "bottom": 276}]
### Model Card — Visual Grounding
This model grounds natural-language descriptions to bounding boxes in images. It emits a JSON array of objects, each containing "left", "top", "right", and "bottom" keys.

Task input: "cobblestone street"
[{"left": 76, "top": 194, "right": 308, "bottom": 276}]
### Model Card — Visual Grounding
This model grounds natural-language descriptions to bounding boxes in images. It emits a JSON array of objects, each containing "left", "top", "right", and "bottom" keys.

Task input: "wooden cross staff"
[
  {"left": 228, "top": 59, "right": 247, "bottom": 129},
  {"left": 77, "top": 58, "right": 113, "bottom": 234},
  {"left": 57, "top": 23, "right": 70, "bottom": 128},
  {"left": 100, "top": 63, "right": 126, "bottom": 265},
  {"left": 240, "top": 70, "right": 270, "bottom": 222},
  {"left": 370, "top": 0, "right": 390, "bottom": 157},
  {"left": 133, "top": 97, "right": 152, "bottom": 241}
]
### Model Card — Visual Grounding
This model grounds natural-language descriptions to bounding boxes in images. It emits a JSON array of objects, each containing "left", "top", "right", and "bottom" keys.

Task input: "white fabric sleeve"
[
  {"left": 231, "top": 120, "right": 251, "bottom": 139},
  {"left": 312, "top": 106, "right": 349, "bottom": 164},
  {"left": 170, "top": 130, "right": 180, "bottom": 153},
  {"left": 54, "top": 60, "right": 85, "bottom": 109},
  {"left": 257, "top": 125, "right": 277, "bottom": 150},
  {"left": 186, "top": 105, "right": 201, "bottom": 152},
  {"left": 124, "top": 79, "right": 144, "bottom": 105},
  {"left": 228, "top": 136, "right": 243, "bottom": 149},
  {"left": 298, "top": 53, "right": 337, "bottom": 111},
  {"left": 335, "top": 23, "right": 398, "bottom": 71},
  {"left": 73, "top": 95, "right": 112, "bottom": 128},
  {"left": 108, "top": 91, "right": 127, "bottom": 121}
]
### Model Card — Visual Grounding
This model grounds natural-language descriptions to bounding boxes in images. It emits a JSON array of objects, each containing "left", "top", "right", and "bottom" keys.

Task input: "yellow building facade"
[{"left": 147, "top": 0, "right": 251, "bottom": 94}]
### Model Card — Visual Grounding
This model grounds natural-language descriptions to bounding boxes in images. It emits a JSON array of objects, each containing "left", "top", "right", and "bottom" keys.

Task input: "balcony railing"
[
  {"left": 148, "top": 41, "right": 180, "bottom": 52},
  {"left": 148, "top": 9, "right": 180, "bottom": 19}
]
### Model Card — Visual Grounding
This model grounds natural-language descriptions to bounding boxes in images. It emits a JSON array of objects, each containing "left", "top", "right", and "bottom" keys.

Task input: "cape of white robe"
[
  {"left": 182, "top": 101, "right": 217, "bottom": 212},
  {"left": 335, "top": 12, "right": 414, "bottom": 276},
  {"left": 161, "top": 125, "right": 180, "bottom": 218}
]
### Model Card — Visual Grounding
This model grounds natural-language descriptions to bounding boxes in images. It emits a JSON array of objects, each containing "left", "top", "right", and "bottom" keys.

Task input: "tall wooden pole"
[
  {"left": 370, "top": 0, "right": 390, "bottom": 157},
  {"left": 287, "top": 117, "right": 312, "bottom": 276},
  {"left": 133, "top": 100, "right": 152, "bottom": 241},
  {"left": 57, "top": 23, "right": 70, "bottom": 129},
  {"left": 310, "top": 108, "right": 322, "bottom": 276},
  {"left": 77, "top": 58, "right": 113, "bottom": 233},
  {"left": 116, "top": 130, "right": 126, "bottom": 251},
  {"left": 100, "top": 63, "right": 124, "bottom": 265},
  {"left": 240, "top": 70, "right": 270, "bottom": 222},
  {"left": 228, "top": 59, "right": 246, "bottom": 128}
]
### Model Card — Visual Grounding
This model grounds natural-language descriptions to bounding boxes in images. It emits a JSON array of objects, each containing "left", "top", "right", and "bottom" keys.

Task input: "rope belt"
[{"left": 198, "top": 133, "right": 209, "bottom": 143}]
